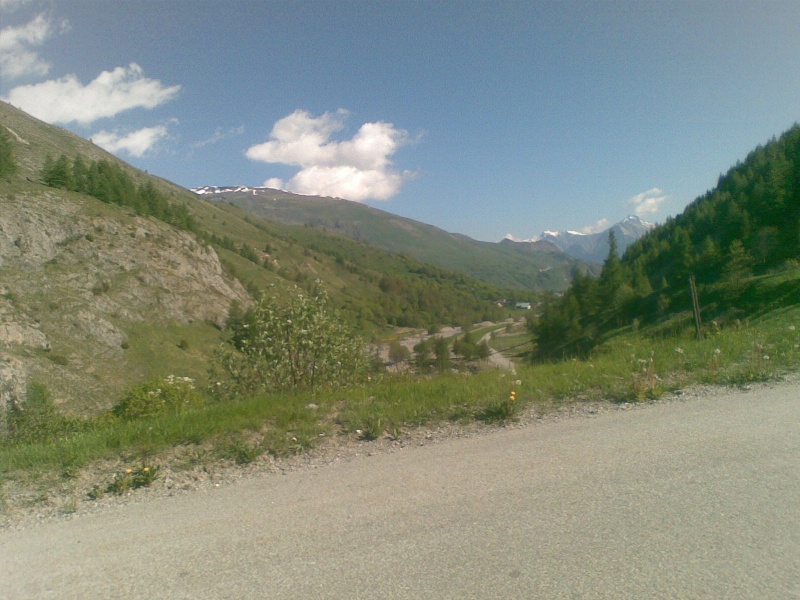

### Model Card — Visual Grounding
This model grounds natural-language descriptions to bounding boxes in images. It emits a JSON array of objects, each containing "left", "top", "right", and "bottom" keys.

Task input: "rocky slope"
[{"left": 1, "top": 103, "right": 248, "bottom": 420}]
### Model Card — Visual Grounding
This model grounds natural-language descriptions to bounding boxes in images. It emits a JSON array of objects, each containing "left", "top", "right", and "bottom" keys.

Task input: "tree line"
[
  {"left": 41, "top": 154, "right": 196, "bottom": 232},
  {"left": 534, "top": 124, "right": 800, "bottom": 360}
]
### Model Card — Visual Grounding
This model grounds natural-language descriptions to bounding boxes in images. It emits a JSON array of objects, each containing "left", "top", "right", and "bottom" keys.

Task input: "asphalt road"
[{"left": 2, "top": 382, "right": 799, "bottom": 599}]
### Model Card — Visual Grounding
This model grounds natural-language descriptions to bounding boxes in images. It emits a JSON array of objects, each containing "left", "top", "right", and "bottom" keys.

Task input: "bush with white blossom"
[
  {"left": 113, "top": 375, "right": 203, "bottom": 420},
  {"left": 210, "top": 287, "right": 369, "bottom": 398}
]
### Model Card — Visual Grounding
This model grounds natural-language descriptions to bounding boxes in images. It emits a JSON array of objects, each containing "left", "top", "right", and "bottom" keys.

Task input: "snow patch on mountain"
[
  {"left": 192, "top": 185, "right": 274, "bottom": 196},
  {"left": 507, "top": 215, "right": 654, "bottom": 264}
]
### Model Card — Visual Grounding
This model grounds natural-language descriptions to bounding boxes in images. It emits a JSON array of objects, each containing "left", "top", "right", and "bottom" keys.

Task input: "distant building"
[{"left": 515, "top": 302, "right": 531, "bottom": 310}]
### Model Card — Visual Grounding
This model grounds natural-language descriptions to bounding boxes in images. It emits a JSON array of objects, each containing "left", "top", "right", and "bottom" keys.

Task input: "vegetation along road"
[{"left": 2, "top": 381, "right": 799, "bottom": 599}]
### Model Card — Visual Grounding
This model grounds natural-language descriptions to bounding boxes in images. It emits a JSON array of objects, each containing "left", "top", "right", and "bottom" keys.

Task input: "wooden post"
[{"left": 689, "top": 275, "right": 703, "bottom": 341}]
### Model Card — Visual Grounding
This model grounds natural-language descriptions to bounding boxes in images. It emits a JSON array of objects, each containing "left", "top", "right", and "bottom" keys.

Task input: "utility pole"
[{"left": 689, "top": 275, "right": 703, "bottom": 341}]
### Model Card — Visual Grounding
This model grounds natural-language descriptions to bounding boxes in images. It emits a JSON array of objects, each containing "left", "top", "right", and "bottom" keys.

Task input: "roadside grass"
[{"left": 1, "top": 305, "right": 799, "bottom": 504}]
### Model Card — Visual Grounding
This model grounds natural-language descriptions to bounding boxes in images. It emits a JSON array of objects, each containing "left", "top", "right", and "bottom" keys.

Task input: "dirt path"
[
  {"left": 2, "top": 380, "right": 799, "bottom": 599},
  {"left": 478, "top": 330, "right": 516, "bottom": 370}
]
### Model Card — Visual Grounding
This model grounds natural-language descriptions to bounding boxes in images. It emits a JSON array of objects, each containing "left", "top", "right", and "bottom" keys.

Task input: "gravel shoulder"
[{"left": 2, "top": 374, "right": 796, "bottom": 532}]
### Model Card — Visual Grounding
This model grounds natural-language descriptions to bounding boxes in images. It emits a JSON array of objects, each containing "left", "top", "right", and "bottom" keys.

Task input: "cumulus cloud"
[
  {"left": 627, "top": 187, "right": 668, "bottom": 217},
  {"left": 0, "top": 12, "right": 67, "bottom": 80},
  {"left": 2, "top": 63, "right": 180, "bottom": 125},
  {"left": 91, "top": 123, "right": 172, "bottom": 157},
  {"left": 246, "top": 109, "right": 413, "bottom": 201}
]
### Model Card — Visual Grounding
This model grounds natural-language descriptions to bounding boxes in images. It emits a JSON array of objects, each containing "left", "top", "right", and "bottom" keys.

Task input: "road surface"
[{"left": 2, "top": 382, "right": 799, "bottom": 599}]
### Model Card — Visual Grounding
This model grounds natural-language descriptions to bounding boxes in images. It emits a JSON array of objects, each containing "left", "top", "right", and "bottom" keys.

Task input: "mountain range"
[
  {"left": 190, "top": 185, "right": 591, "bottom": 291},
  {"left": 504, "top": 215, "right": 654, "bottom": 264},
  {"left": 1, "top": 101, "right": 578, "bottom": 414}
]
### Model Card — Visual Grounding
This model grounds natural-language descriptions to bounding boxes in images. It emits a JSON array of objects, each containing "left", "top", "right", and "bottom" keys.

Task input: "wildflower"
[
  {"left": 515, "top": 380, "right": 522, "bottom": 387},
  {"left": 125, "top": 469, "right": 132, "bottom": 474},
  {"left": 143, "top": 467, "right": 149, "bottom": 473},
  {"left": 675, "top": 347, "right": 684, "bottom": 354},
  {"left": 763, "top": 355, "right": 770, "bottom": 361},
  {"left": 790, "top": 325, "right": 796, "bottom": 331},
  {"left": 714, "top": 348, "right": 721, "bottom": 355}
]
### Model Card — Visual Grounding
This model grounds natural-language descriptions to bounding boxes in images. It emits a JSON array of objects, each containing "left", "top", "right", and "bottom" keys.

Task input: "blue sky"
[{"left": 2, "top": 0, "right": 799, "bottom": 242}]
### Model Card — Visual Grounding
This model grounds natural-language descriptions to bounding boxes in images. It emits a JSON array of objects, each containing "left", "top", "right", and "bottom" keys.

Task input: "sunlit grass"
[{"left": 2, "top": 305, "right": 798, "bottom": 493}]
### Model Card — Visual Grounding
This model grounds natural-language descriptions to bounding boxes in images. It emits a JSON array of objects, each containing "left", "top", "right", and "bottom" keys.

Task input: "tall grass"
[{"left": 2, "top": 306, "right": 798, "bottom": 486}]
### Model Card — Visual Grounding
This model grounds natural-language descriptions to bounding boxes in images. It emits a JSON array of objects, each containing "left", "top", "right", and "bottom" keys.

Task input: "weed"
[
  {"left": 102, "top": 463, "right": 160, "bottom": 496},
  {"left": 478, "top": 385, "right": 521, "bottom": 423},
  {"left": 223, "top": 438, "right": 263, "bottom": 464},
  {"left": 113, "top": 375, "right": 203, "bottom": 420},
  {"left": 629, "top": 352, "right": 662, "bottom": 400},
  {"left": 3, "top": 381, "right": 84, "bottom": 444},
  {"left": 60, "top": 498, "right": 78, "bottom": 514}
]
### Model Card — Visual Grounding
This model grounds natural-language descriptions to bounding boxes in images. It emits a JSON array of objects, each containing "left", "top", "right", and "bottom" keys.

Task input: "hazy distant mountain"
[
  {"left": 192, "top": 185, "right": 589, "bottom": 291},
  {"left": 506, "top": 215, "right": 654, "bottom": 264}
]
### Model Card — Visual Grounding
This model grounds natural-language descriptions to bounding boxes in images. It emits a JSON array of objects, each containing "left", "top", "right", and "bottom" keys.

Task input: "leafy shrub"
[
  {"left": 210, "top": 287, "right": 369, "bottom": 398},
  {"left": 3, "top": 381, "right": 81, "bottom": 444},
  {"left": 113, "top": 375, "right": 203, "bottom": 420}
]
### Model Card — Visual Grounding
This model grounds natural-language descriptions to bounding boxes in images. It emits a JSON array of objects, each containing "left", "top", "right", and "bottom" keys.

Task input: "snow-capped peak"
[
  {"left": 192, "top": 185, "right": 275, "bottom": 195},
  {"left": 506, "top": 215, "right": 655, "bottom": 264}
]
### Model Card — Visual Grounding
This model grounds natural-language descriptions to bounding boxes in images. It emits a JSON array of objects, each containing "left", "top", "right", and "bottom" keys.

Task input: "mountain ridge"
[
  {"left": 505, "top": 215, "right": 654, "bottom": 264},
  {"left": 190, "top": 185, "right": 593, "bottom": 290}
]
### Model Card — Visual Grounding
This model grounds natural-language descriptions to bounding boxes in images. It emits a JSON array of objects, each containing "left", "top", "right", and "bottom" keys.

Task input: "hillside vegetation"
[
  {"left": 0, "top": 101, "right": 516, "bottom": 417},
  {"left": 197, "top": 187, "right": 589, "bottom": 291},
  {"left": 535, "top": 124, "right": 800, "bottom": 359}
]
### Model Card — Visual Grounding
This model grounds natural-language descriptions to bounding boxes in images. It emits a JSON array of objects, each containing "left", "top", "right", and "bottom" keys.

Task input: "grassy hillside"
[
  {"left": 533, "top": 124, "right": 800, "bottom": 359},
  {"left": 197, "top": 188, "right": 590, "bottom": 291},
  {"left": 0, "top": 102, "right": 517, "bottom": 416}
]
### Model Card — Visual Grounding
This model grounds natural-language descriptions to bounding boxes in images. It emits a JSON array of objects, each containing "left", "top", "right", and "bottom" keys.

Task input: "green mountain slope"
[
  {"left": 194, "top": 187, "right": 590, "bottom": 291},
  {"left": 534, "top": 124, "right": 800, "bottom": 359},
  {"left": 0, "top": 102, "right": 513, "bottom": 415}
]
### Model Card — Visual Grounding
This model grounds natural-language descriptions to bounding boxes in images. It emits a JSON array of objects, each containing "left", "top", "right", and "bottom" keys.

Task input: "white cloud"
[
  {"left": 246, "top": 109, "right": 413, "bottom": 201},
  {"left": 0, "top": 12, "right": 67, "bottom": 80},
  {"left": 627, "top": 187, "right": 668, "bottom": 217},
  {"left": 263, "top": 177, "right": 285, "bottom": 189},
  {"left": 578, "top": 218, "right": 612, "bottom": 234},
  {"left": 2, "top": 63, "right": 180, "bottom": 125},
  {"left": 92, "top": 124, "right": 171, "bottom": 158}
]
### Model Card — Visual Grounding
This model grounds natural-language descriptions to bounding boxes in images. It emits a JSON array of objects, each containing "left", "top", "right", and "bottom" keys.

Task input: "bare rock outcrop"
[{"left": 0, "top": 186, "right": 249, "bottom": 414}]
